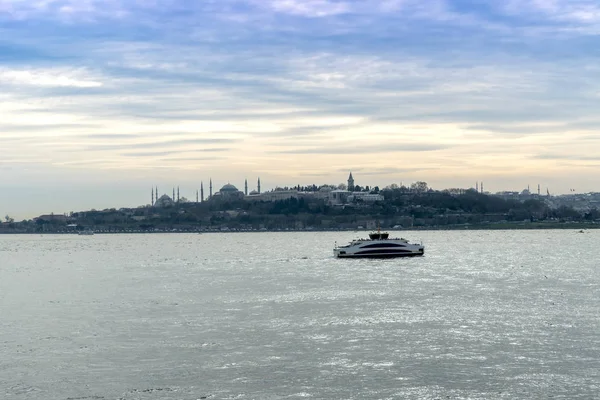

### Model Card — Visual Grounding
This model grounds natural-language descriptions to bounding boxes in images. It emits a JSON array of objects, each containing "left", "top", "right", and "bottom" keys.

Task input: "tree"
[
  {"left": 5, "top": 215, "right": 14, "bottom": 223},
  {"left": 410, "top": 181, "right": 429, "bottom": 193},
  {"left": 337, "top": 183, "right": 348, "bottom": 190}
]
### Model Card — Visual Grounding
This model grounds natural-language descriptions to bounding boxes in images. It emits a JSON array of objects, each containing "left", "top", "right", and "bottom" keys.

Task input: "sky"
[{"left": 2, "top": 0, "right": 600, "bottom": 219}]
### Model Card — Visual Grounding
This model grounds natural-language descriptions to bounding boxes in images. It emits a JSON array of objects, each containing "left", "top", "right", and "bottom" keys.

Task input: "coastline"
[{"left": 1, "top": 221, "right": 598, "bottom": 235}]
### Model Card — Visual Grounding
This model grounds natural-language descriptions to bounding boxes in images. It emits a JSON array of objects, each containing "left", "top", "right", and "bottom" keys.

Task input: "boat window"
[{"left": 361, "top": 243, "right": 406, "bottom": 248}]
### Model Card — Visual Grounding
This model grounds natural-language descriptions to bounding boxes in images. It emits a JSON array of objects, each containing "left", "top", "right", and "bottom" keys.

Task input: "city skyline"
[
  {"left": 2, "top": 173, "right": 572, "bottom": 221},
  {"left": 2, "top": 0, "right": 600, "bottom": 219}
]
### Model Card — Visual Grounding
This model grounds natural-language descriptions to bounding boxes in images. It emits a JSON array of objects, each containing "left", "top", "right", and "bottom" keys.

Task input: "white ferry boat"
[{"left": 334, "top": 228, "right": 424, "bottom": 258}]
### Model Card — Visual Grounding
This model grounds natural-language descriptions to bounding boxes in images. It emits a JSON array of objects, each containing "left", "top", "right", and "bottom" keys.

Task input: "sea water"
[{"left": 0, "top": 230, "right": 598, "bottom": 399}]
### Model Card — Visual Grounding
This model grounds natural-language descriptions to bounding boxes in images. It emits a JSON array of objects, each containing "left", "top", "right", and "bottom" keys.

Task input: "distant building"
[
  {"left": 154, "top": 194, "right": 175, "bottom": 208},
  {"left": 251, "top": 190, "right": 299, "bottom": 202},
  {"left": 314, "top": 185, "right": 334, "bottom": 200},
  {"left": 329, "top": 190, "right": 351, "bottom": 205},
  {"left": 348, "top": 192, "right": 384, "bottom": 203},
  {"left": 212, "top": 183, "right": 244, "bottom": 200}
]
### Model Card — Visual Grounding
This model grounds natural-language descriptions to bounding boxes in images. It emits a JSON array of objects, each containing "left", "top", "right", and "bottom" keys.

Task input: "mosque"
[
  {"left": 149, "top": 173, "right": 381, "bottom": 208},
  {"left": 151, "top": 178, "right": 261, "bottom": 207}
]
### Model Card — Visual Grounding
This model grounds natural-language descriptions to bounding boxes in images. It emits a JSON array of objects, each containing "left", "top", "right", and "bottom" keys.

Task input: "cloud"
[
  {"left": 504, "top": 0, "right": 600, "bottom": 24},
  {"left": 260, "top": 0, "right": 350, "bottom": 17},
  {"left": 0, "top": 67, "right": 103, "bottom": 87},
  {"left": 273, "top": 143, "right": 450, "bottom": 154},
  {"left": 462, "top": 120, "right": 600, "bottom": 136},
  {"left": 76, "top": 138, "right": 238, "bottom": 152},
  {"left": 120, "top": 150, "right": 223, "bottom": 158},
  {"left": 339, "top": 166, "right": 437, "bottom": 175},
  {"left": 0, "top": 0, "right": 131, "bottom": 20},
  {"left": 155, "top": 156, "right": 225, "bottom": 162},
  {"left": 4, "top": 0, "right": 600, "bottom": 221},
  {"left": 0, "top": 123, "right": 100, "bottom": 135},
  {"left": 83, "top": 133, "right": 141, "bottom": 139},
  {"left": 532, "top": 153, "right": 600, "bottom": 161}
]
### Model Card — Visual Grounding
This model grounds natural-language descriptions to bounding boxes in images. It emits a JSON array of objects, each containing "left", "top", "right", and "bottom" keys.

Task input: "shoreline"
[{"left": 1, "top": 223, "right": 599, "bottom": 235}]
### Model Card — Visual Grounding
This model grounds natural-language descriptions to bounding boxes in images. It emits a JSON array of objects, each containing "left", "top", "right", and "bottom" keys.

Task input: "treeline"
[
  {"left": 4, "top": 188, "right": 599, "bottom": 233},
  {"left": 148, "top": 189, "right": 598, "bottom": 229}
]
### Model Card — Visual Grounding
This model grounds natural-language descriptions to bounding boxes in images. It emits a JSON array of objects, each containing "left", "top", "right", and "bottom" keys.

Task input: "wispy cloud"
[
  {"left": 273, "top": 143, "right": 451, "bottom": 154},
  {"left": 533, "top": 153, "right": 600, "bottom": 161},
  {"left": 0, "top": 67, "right": 103, "bottom": 87},
  {"left": 77, "top": 138, "right": 239, "bottom": 152},
  {"left": 504, "top": 0, "right": 600, "bottom": 23},
  {"left": 260, "top": 0, "right": 350, "bottom": 17},
  {"left": 0, "top": 0, "right": 131, "bottom": 20},
  {"left": 121, "top": 149, "right": 231, "bottom": 158}
]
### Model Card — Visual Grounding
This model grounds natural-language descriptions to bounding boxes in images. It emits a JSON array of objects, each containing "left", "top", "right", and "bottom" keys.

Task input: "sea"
[{"left": 0, "top": 230, "right": 598, "bottom": 400}]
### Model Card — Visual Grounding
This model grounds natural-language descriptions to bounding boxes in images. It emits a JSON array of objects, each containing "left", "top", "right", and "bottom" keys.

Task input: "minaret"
[
  {"left": 151, "top": 187, "right": 154, "bottom": 205},
  {"left": 173, "top": 188, "right": 175, "bottom": 201},
  {"left": 209, "top": 179, "right": 213, "bottom": 198},
  {"left": 538, "top": 184, "right": 540, "bottom": 196},
  {"left": 481, "top": 182, "right": 484, "bottom": 193},
  {"left": 257, "top": 177, "right": 261, "bottom": 194},
  {"left": 245, "top": 179, "right": 248, "bottom": 196},
  {"left": 348, "top": 172, "right": 354, "bottom": 191},
  {"left": 177, "top": 186, "right": 180, "bottom": 203},
  {"left": 201, "top": 182, "right": 204, "bottom": 202},
  {"left": 476, "top": 182, "right": 479, "bottom": 192},
  {"left": 196, "top": 190, "right": 199, "bottom": 203}
]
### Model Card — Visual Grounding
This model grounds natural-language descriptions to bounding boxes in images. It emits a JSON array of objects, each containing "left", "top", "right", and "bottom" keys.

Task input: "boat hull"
[
  {"left": 334, "top": 246, "right": 424, "bottom": 258},
  {"left": 335, "top": 252, "right": 424, "bottom": 258}
]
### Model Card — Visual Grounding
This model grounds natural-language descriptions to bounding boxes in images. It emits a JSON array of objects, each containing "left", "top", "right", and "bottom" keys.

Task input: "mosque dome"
[
  {"left": 220, "top": 183, "right": 239, "bottom": 192},
  {"left": 154, "top": 194, "right": 174, "bottom": 207}
]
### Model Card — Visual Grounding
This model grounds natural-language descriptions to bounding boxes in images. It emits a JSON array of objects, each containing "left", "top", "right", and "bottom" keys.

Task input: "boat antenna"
[{"left": 377, "top": 221, "right": 381, "bottom": 233}]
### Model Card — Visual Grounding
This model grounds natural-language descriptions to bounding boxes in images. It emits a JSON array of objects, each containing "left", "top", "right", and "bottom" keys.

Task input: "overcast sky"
[{"left": 2, "top": 0, "right": 600, "bottom": 219}]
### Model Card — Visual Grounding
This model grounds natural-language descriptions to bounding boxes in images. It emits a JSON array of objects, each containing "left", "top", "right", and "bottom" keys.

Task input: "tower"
[
  {"left": 245, "top": 179, "right": 248, "bottom": 196},
  {"left": 196, "top": 190, "right": 199, "bottom": 203},
  {"left": 481, "top": 182, "right": 484, "bottom": 193},
  {"left": 209, "top": 179, "right": 213, "bottom": 198},
  {"left": 151, "top": 187, "right": 154, "bottom": 205},
  {"left": 173, "top": 188, "right": 175, "bottom": 201},
  {"left": 348, "top": 172, "right": 354, "bottom": 191},
  {"left": 476, "top": 182, "right": 479, "bottom": 192},
  {"left": 177, "top": 186, "right": 180, "bottom": 202},
  {"left": 201, "top": 182, "right": 204, "bottom": 202},
  {"left": 538, "top": 184, "right": 540, "bottom": 196},
  {"left": 257, "top": 177, "right": 261, "bottom": 194}
]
